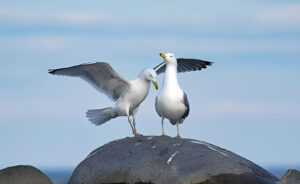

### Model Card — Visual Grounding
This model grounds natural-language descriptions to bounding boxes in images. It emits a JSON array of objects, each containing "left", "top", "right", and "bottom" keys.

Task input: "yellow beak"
[
  {"left": 159, "top": 52, "right": 166, "bottom": 58},
  {"left": 152, "top": 80, "right": 158, "bottom": 90}
]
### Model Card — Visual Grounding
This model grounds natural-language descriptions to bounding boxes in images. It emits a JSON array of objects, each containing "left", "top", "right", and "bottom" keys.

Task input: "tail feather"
[{"left": 86, "top": 107, "right": 116, "bottom": 126}]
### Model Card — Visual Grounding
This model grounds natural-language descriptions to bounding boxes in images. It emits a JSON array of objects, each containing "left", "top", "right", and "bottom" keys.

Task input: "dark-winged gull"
[
  {"left": 49, "top": 62, "right": 158, "bottom": 136},
  {"left": 154, "top": 53, "right": 212, "bottom": 137}
]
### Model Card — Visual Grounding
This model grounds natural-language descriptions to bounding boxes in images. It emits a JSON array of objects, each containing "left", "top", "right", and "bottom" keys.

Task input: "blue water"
[
  {"left": 266, "top": 166, "right": 300, "bottom": 178},
  {"left": 43, "top": 166, "right": 300, "bottom": 184},
  {"left": 43, "top": 169, "right": 73, "bottom": 184}
]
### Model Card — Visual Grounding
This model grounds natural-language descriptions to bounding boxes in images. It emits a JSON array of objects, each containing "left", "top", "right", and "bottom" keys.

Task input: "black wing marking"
[
  {"left": 181, "top": 92, "right": 190, "bottom": 121},
  {"left": 153, "top": 58, "right": 213, "bottom": 75},
  {"left": 153, "top": 62, "right": 166, "bottom": 75}
]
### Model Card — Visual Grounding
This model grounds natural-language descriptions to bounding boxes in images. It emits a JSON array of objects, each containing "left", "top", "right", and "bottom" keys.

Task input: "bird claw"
[
  {"left": 134, "top": 132, "right": 143, "bottom": 137},
  {"left": 176, "top": 135, "right": 181, "bottom": 138}
]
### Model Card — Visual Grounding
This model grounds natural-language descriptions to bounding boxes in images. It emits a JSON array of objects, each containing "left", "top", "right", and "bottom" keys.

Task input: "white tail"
[{"left": 86, "top": 107, "right": 116, "bottom": 126}]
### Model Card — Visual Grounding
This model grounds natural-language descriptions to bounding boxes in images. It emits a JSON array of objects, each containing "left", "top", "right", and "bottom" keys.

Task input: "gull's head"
[
  {"left": 140, "top": 68, "right": 158, "bottom": 90},
  {"left": 159, "top": 52, "right": 177, "bottom": 65}
]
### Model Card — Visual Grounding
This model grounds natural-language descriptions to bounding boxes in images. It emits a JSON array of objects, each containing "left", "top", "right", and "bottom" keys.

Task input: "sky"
[{"left": 0, "top": 0, "right": 300, "bottom": 171}]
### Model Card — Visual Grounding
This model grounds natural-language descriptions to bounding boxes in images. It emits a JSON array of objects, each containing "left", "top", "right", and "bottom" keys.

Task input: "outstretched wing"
[
  {"left": 154, "top": 58, "right": 213, "bottom": 75},
  {"left": 49, "top": 62, "right": 130, "bottom": 101}
]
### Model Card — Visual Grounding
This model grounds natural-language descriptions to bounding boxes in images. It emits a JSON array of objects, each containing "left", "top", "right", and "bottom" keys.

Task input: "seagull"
[
  {"left": 48, "top": 62, "right": 158, "bottom": 136},
  {"left": 154, "top": 53, "right": 212, "bottom": 138}
]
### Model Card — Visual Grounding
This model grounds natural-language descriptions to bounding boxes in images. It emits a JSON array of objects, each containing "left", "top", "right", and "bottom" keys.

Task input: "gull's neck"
[
  {"left": 132, "top": 75, "right": 150, "bottom": 88},
  {"left": 163, "top": 63, "right": 180, "bottom": 90}
]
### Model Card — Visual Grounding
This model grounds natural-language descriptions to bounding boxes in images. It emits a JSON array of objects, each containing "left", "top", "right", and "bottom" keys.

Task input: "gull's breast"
[
  {"left": 127, "top": 80, "right": 150, "bottom": 109},
  {"left": 156, "top": 89, "right": 186, "bottom": 120}
]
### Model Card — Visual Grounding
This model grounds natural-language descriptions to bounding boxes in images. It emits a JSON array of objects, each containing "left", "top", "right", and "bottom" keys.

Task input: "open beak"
[
  {"left": 152, "top": 80, "right": 158, "bottom": 90},
  {"left": 159, "top": 52, "right": 166, "bottom": 58}
]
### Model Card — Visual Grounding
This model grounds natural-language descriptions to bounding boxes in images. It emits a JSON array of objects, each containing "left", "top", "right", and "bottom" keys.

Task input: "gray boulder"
[
  {"left": 69, "top": 136, "right": 278, "bottom": 184},
  {"left": 278, "top": 169, "right": 300, "bottom": 184},
  {"left": 0, "top": 165, "right": 53, "bottom": 184}
]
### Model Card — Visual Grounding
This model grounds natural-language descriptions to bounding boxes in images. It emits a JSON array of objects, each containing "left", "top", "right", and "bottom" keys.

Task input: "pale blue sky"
[{"left": 0, "top": 0, "right": 300, "bottom": 171}]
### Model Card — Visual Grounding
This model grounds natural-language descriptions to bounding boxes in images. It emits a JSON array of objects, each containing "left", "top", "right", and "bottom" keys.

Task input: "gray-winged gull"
[
  {"left": 154, "top": 53, "right": 212, "bottom": 137},
  {"left": 49, "top": 62, "right": 158, "bottom": 136}
]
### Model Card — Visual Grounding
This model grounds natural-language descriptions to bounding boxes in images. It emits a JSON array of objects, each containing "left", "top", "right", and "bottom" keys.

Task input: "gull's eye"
[{"left": 170, "top": 56, "right": 173, "bottom": 57}]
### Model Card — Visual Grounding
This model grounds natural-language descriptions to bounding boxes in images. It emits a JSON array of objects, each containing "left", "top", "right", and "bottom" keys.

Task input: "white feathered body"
[
  {"left": 156, "top": 63, "right": 187, "bottom": 124},
  {"left": 50, "top": 62, "right": 158, "bottom": 130},
  {"left": 115, "top": 78, "right": 150, "bottom": 116}
]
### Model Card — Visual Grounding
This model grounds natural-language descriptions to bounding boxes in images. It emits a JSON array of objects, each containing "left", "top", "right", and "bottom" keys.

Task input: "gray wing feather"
[
  {"left": 154, "top": 58, "right": 213, "bottom": 75},
  {"left": 181, "top": 92, "right": 190, "bottom": 121},
  {"left": 48, "top": 62, "right": 130, "bottom": 101}
]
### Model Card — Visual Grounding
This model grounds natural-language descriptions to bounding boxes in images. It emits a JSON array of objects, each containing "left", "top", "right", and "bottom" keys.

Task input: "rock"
[
  {"left": 69, "top": 136, "right": 278, "bottom": 184},
  {"left": 278, "top": 169, "right": 300, "bottom": 184},
  {"left": 0, "top": 165, "right": 53, "bottom": 184}
]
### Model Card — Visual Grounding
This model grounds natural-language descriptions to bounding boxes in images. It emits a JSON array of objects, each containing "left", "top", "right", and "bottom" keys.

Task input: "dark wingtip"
[
  {"left": 206, "top": 61, "right": 214, "bottom": 66},
  {"left": 48, "top": 69, "right": 55, "bottom": 74}
]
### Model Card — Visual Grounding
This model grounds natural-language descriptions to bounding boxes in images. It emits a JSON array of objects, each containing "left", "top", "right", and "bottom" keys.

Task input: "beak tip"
[
  {"left": 159, "top": 52, "right": 166, "bottom": 58},
  {"left": 152, "top": 81, "right": 158, "bottom": 90}
]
